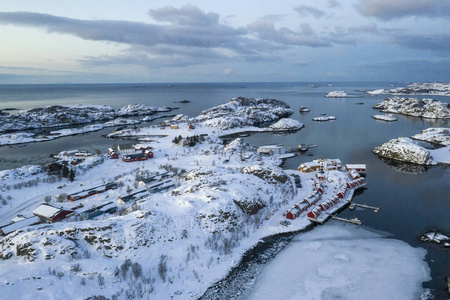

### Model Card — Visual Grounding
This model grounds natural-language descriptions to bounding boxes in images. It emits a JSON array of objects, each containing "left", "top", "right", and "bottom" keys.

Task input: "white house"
[{"left": 257, "top": 144, "right": 286, "bottom": 155}]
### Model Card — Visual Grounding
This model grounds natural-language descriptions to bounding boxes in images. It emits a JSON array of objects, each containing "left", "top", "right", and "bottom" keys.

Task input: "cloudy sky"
[{"left": 0, "top": 0, "right": 449, "bottom": 83}]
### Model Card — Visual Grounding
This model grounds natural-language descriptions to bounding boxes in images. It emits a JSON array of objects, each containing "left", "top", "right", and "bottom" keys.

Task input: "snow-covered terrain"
[
  {"left": 372, "top": 114, "right": 397, "bottom": 122},
  {"left": 325, "top": 91, "right": 349, "bottom": 98},
  {"left": 107, "top": 97, "right": 301, "bottom": 139},
  {"left": 373, "top": 97, "right": 449, "bottom": 119},
  {"left": 412, "top": 127, "right": 450, "bottom": 146},
  {"left": 191, "top": 97, "right": 294, "bottom": 130},
  {"left": 0, "top": 125, "right": 106, "bottom": 146},
  {"left": 245, "top": 223, "right": 430, "bottom": 300},
  {"left": 0, "top": 104, "right": 174, "bottom": 134},
  {"left": 367, "top": 82, "right": 450, "bottom": 96},
  {"left": 0, "top": 98, "right": 432, "bottom": 299}
]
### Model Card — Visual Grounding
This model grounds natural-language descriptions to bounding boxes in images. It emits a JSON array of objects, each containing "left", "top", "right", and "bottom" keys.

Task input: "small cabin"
[
  {"left": 188, "top": 124, "right": 195, "bottom": 130},
  {"left": 171, "top": 125, "right": 179, "bottom": 129},
  {"left": 33, "top": 204, "right": 74, "bottom": 223}
]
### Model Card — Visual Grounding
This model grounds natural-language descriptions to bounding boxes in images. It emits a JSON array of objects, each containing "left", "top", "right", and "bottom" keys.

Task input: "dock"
[
  {"left": 330, "top": 216, "right": 364, "bottom": 226},
  {"left": 349, "top": 203, "right": 381, "bottom": 213}
]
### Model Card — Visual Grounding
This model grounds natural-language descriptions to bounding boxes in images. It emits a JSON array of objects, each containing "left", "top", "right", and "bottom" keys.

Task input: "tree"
[
  {"left": 62, "top": 166, "right": 69, "bottom": 178},
  {"left": 69, "top": 169, "right": 75, "bottom": 182}
]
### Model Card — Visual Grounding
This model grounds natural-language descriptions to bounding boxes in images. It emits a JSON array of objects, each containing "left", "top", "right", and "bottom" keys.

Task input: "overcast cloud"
[
  {"left": 355, "top": 0, "right": 450, "bottom": 20},
  {"left": 0, "top": 1, "right": 448, "bottom": 83}
]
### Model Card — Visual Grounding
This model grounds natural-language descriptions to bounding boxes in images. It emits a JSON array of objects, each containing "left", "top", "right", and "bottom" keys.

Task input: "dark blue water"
[{"left": 0, "top": 82, "right": 449, "bottom": 296}]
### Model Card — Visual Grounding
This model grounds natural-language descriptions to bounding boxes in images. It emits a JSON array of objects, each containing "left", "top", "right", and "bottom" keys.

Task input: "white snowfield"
[{"left": 246, "top": 223, "right": 430, "bottom": 300}]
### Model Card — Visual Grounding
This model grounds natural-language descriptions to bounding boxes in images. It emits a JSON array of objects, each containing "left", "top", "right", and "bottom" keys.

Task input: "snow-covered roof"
[
  {"left": 0, "top": 216, "right": 41, "bottom": 235},
  {"left": 258, "top": 144, "right": 285, "bottom": 149},
  {"left": 346, "top": 164, "right": 366, "bottom": 169},
  {"left": 32, "top": 204, "right": 63, "bottom": 219}
]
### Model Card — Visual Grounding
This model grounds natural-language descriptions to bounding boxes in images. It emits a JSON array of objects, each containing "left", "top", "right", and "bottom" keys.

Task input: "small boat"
[{"left": 299, "top": 106, "right": 310, "bottom": 112}]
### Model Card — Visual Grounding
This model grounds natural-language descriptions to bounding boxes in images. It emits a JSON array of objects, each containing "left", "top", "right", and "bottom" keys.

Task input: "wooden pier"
[
  {"left": 349, "top": 203, "right": 381, "bottom": 213},
  {"left": 330, "top": 216, "right": 364, "bottom": 226}
]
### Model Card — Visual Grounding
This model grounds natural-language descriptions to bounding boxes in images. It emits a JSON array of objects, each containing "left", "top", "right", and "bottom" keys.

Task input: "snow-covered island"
[
  {"left": 325, "top": 91, "right": 349, "bottom": 98},
  {"left": 373, "top": 97, "right": 449, "bottom": 119},
  {"left": 312, "top": 116, "right": 336, "bottom": 121},
  {"left": 367, "top": 82, "right": 450, "bottom": 96},
  {"left": 0, "top": 98, "right": 432, "bottom": 299},
  {"left": 0, "top": 103, "right": 174, "bottom": 134},
  {"left": 372, "top": 114, "right": 397, "bottom": 122},
  {"left": 412, "top": 127, "right": 450, "bottom": 146},
  {"left": 373, "top": 128, "right": 450, "bottom": 165}
]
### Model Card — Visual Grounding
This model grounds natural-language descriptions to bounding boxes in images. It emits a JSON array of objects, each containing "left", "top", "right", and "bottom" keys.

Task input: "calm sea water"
[{"left": 0, "top": 82, "right": 449, "bottom": 296}]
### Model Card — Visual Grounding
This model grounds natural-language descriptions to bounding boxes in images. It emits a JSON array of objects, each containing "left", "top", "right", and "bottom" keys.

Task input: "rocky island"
[
  {"left": 373, "top": 97, "right": 449, "bottom": 119},
  {"left": 373, "top": 128, "right": 450, "bottom": 166}
]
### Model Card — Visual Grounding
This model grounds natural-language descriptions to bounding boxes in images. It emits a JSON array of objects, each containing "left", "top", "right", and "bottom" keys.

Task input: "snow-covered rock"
[
  {"left": 192, "top": 97, "right": 293, "bottom": 130},
  {"left": 312, "top": 116, "right": 336, "bottom": 121},
  {"left": 373, "top": 137, "right": 433, "bottom": 165},
  {"left": 420, "top": 230, "right": 450, "bottom": 245},
  {"left": 412, "top": 127, "right": 450, "bottom": 146},
  {"left": 372, "top": 114, "right": 397, "bottom": 122},
  {"left": 373, "top": 97, "right": 449, "bottom": 119},
  {"left": 104, "top": 118, "right": 141, "bottom": 127},
  {"left": 115, "top": 103, "right": 171, "bottom": 116},
  {"left": 0, "top": 104, "right": 175, "bottom": 133},
  {"left": 368, "top": 82, "right": 450, "bottom": 96},
  {"left": 325, "top": 91, "right": 348, "bottom": 98},
  {"left": 268, "top": 118, "right": 304, "bottom": 131}
]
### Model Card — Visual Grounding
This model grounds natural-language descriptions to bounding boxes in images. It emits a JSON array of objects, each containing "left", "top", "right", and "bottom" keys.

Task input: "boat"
[{"left": 299, "top": 106, "right": 310, "bottom": 112}]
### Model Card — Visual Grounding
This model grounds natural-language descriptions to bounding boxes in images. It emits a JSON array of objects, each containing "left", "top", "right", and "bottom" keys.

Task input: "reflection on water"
[{"left": 377, "top": 156, "right": 428, "bottom": 174}]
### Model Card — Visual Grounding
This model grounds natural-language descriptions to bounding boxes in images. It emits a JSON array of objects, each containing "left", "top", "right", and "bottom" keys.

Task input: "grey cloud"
[
  {"left": 248, "top": 20, "right": 331, "bottom": 47},
  {"left": 355, "top": 0, "right": 450, "bottom": 20},
  {"left": 327, "top": 0, "right": 341, "bottom": 8},
  {"left": 0, "top": 11, "right": 249, "bottom": 53},
  {"left": 390, "top": 33, "right": 450, "bottom": 54},
  {"left": 360, "top": 59, "right": 450, "bottom": 81},
  {"left": 293, "top": 5, "right": 326, "bottom": 18},
  {"left": 148, "top": 4, "right": 219, "bottom": 27}
]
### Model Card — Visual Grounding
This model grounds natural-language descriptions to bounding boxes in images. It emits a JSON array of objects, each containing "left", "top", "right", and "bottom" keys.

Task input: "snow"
[
  {"left": 32, "top": 204, "right": 62, "bottom": 219},
  {"left": 429, "top": 147, "right": 450, "bottom": 164},
  {"left": 367, "top": 89, "right": 387, "bottom": 95},
  {"left": 325, "top": 91, "right": 349, "bottom": 98},
  {"left": 372, "top": 114, "right": 397, "bottom": 122},
  {"left": 246, "top": 223, "right": 430, "bottom": 300},
  {"left": 374, "top": 130, "right": 450, "bottom": 165},
  {"left": 268, "top": 118, "right": 304, "bottom": 131},
  {"left": 367, "top": 82, "right": 450, "bottom": 96},
  {"left": 373, "top": 97, "right": 449, "bottom": 119},
  {"left": 313, "top": 116, "right": 336, "bottom": 121},
  {"left": 412, "top": 127, "right": 450, "bottom": 146},
  {"left": 0, "top": 97, "right": 432, "bottom": 299}
]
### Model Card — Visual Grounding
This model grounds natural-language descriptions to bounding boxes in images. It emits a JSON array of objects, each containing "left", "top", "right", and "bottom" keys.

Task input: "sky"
[{"left": 0, "top": 0, "right": 449, "bottom": 84}]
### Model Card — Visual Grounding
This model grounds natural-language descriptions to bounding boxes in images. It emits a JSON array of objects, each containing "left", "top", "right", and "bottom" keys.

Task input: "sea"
[{"left": 0, "top": 82, "right": 449, "bottom": 298}]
